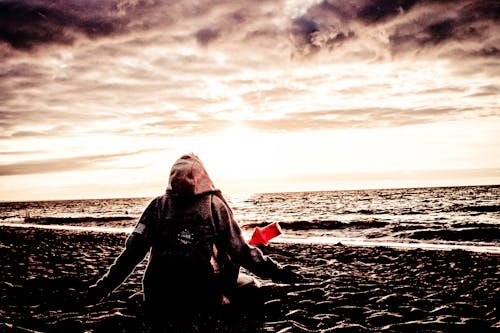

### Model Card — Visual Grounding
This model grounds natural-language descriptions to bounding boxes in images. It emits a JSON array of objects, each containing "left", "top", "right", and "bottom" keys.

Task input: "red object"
[{"left": 248, "top": 222, "right": 282, "bottom": 246}]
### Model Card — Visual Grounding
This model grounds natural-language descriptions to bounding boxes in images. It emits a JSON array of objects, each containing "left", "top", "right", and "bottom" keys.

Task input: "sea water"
[{"left": 1, "top": 185, "right": 498, "bottom": 252}]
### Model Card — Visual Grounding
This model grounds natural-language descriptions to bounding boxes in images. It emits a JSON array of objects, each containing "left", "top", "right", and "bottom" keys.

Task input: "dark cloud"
[
  {"left": 355, "top": 0, "right": 499, "bottom": 25},
  {"left": 424, "top": 19, "right": 455, "bottom": 44},
  {"left": 196, "top": 28, "right": 220, "bottom": 45},
  {"left": 389, "top": 6, "right": 498, "bottom": 54},
  {"left": 290, "top": 4, "right": 357, "bottom": 57},
  {"left": 290, "top": 17, "right": 320, "bottom": 55},
  {"left": 0, "top": 0, "right": 274, "bottom": 52},
  {"left": 290, "top": 0, "right": 500, "bottom": 58},
  {"left": 0, "top": 0, "right": 128, "bottom": 50},
  {"left": 3, "top": 0, "right": 498, "bottom": 59},
  {"left": 188, "top": 0, "right": 287, "bottom": 51},
  {"left": 472, "top": 46, "right": 500, "bottom": 57},
  {"left": 0, "top": 149, "right": 160, "bottom": 176},
  {"left": 357, "top": 0, "right": 418, "bottom": 23}
]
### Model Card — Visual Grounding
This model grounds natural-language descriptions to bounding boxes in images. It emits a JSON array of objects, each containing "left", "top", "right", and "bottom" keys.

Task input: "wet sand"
[{"left": 0, "top": 226, "right": 498, "bottom": 333}]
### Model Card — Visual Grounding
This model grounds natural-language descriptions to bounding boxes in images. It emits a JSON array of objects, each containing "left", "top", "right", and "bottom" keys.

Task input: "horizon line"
[{"left": 1, "top": 183, "right": 498, "bottom": 203}]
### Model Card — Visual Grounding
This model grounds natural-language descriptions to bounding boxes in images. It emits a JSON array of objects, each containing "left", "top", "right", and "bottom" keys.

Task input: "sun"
[{"left": 199, "top": 123, "right": 275, "bottom": 181}]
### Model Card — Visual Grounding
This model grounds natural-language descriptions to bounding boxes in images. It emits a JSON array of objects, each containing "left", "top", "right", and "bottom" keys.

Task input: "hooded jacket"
[{"left": 92, "top": 153, "right": 284, "bottom": 311}]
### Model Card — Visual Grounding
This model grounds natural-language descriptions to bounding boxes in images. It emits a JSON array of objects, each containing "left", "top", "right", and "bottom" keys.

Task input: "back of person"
[{"left": 144, "top": 194, "right": 224, "bottom": 313}]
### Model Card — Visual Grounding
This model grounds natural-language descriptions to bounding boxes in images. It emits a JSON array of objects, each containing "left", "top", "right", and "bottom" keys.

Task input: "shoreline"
[
  {"left": 1, "top": 222, "right": 499, "bottom": 254},
  {"left": 0, "top": 226, "right": 499, "bottom": 332}
]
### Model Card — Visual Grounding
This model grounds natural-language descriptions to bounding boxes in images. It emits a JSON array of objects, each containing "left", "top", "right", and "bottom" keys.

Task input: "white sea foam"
[{"left": 1, "top": 221, "right": 499, "bottom": 254}]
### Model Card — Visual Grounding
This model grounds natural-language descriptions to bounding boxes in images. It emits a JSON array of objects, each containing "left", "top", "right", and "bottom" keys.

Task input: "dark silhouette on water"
[{"left": 85, "top": 153, "right": 299, "bottom": 332}]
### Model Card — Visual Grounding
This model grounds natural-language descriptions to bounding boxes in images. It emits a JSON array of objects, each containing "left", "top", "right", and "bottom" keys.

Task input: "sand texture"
[{"left": 0, "top": 227, "right": 499, "bottom": 332}]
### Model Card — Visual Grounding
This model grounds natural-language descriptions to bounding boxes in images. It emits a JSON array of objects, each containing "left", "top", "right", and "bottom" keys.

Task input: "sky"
[{"left": 1, "top": 0, "right": 499, "bottom": 201}]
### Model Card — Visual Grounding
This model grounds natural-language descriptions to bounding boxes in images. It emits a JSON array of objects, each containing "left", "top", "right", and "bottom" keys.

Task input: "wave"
[
  {"left": 242, "top": 220, "right": 389, "bottom": 231},
  {"left": 406, "top": 227, "right": 500, "bottom": 243},
  {"left": 343, "top": 209, "right": 417, "bottom": 215},
  {"left": 460, "top": 205, "right": 500, "bottom": 213},
  {"left": 241, "top": 220, "right": 500, "bottom": 244},
  {"left": 24, "top": 216, "right": 135, "bottom": 224}
]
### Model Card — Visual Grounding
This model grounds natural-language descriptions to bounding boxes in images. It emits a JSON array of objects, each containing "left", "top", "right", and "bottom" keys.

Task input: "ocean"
[{"left": 1, "top": 185, "right": 499, "bottom": 253}]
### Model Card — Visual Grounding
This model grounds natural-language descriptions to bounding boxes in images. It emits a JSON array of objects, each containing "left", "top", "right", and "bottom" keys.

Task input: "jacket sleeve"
[
  {"left": 92, "top": 197, "right": 158, "bottom": 296},
  {"left": 211, "top": 195, "right": 283, "bottom": 279}
]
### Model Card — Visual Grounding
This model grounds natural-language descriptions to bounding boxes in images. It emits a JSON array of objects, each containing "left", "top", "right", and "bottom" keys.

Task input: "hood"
[{"left": 166, "top": 153, "right": 219, "bottom": 197}]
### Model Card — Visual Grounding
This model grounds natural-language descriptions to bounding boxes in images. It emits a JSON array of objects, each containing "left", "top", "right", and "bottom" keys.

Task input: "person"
[{"left": 85, "top": 153, "right": 299, "bottom": 332}]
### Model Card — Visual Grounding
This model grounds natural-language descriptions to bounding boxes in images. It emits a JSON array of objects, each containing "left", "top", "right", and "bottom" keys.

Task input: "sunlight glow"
[{"left": 201, "top": 123, "right": 278, "bottom": 180}]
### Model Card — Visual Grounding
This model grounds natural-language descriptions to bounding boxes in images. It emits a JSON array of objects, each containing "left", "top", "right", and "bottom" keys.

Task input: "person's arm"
[
  {"left": 211, "top": 195, "right": 297, "bottom": 283},
  {"left": 87, "top": 198, "right": 158, "bottom": 301}
]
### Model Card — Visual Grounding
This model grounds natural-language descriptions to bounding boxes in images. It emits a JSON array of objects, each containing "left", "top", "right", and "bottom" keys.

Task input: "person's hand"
[
  {"left": 272, "top": 264, "right": 301, "bottom": 284},
  {"left": 80, "top": 284, "right": 106, "bottom": 305}
]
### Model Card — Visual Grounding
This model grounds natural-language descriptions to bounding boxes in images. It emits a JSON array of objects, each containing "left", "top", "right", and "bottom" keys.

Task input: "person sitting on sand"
[{"left": 85, "top": 153, "right": 299, "bottom": 331}]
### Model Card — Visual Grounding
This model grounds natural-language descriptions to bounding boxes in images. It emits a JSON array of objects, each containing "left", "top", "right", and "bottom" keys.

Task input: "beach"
[{"left": 0, "top": 226, "right": 498, "bottom": 333}]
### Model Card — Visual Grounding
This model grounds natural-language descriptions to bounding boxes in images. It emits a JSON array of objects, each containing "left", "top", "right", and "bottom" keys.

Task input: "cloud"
[
  {"left": 0, "top": 0, "right": 129, "bottom": 50},
  {"left": 196, "top": 28, "right": 220, "bottom": 45},
  {"left": 0, "top": 149, "right": 160, "bottom": 176},
  {"left": 289, "top": 3, "right": 358, "bottom": 57},
  {"left": 2, "top": 0, "right": 498, "bottom": 62},
  {"left": 288, "top": 167, "right": 500, "bottom": 183},
  {"left": 246, "top": 106, "right": 476, "bottom": 132},
  {"left": 289, "top": 0, "right": 500, "bottom": 59},
  {"left": 138, "top": 113, "right": 233, "bottom": 137},
  {"left": 0, "top": 109, "right": 117, "bottom": 139},
  {"left": 0, "top": 0, "right": 285, "bottom": 54},
  {"left": 0, "top": 150, "right": 46, "bottom": 156},
  {"left": 468, "top": 84, "right": 500, "bottom": 97},
  {"left": 0, "top": 0, "right": 498, "bottom": 143}
]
